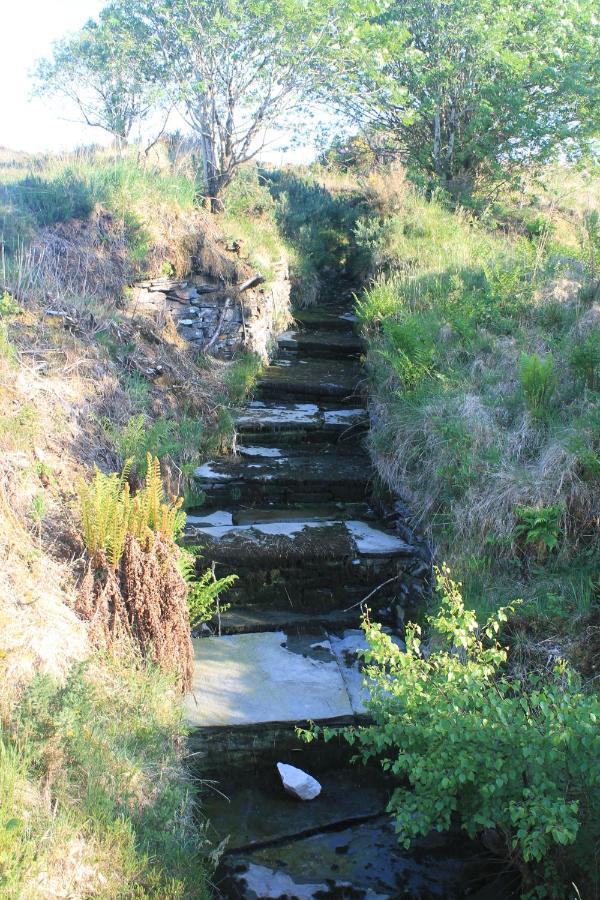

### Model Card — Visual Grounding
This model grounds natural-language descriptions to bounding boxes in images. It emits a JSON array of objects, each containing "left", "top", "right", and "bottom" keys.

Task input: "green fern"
[
  {"left": 179, "top": 554, "right": 237, "bottom": 628},
  {"left": 519, "top": 352, "right": 556, "bottom": 422},
  {"left": 77, "top": 454, "right": 185, "bottom": 567}
]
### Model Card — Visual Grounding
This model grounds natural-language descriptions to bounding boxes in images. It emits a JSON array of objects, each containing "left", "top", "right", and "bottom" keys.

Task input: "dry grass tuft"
[{"left": 79, "top": 535, "right": 194, "bottom": 692}]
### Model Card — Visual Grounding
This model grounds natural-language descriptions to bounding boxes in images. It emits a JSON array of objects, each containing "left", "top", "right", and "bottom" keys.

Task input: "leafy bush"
[
  {"left": 308, "top": 569, "right": 600, "bottom": 895},
  {"left": 569, "top": 329, "right": 600, "bottom": 390},
  {"left": 519, "top": 352, "right": 556, "bottom": 422}
]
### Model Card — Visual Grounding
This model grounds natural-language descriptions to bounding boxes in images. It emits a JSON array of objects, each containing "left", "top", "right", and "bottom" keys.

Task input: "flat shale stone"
[{"left": 185, "top": 630, "right": 355, "bottom": 727}]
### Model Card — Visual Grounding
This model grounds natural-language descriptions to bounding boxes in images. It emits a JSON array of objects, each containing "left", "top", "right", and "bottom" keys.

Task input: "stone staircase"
[{"left": 183, "top": 298, "right": 485, "bottom": 898}]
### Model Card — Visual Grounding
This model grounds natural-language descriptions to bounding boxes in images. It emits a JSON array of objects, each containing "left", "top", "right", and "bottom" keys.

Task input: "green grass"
[
  {"left": 0, "top": 658, "right": 211, "bottom": 898},
  {"left": 0, "top": 150, "right": 198, "bottom": 258}
]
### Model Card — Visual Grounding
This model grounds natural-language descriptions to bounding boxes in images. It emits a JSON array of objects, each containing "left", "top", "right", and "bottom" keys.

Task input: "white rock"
[{"left": 277, "top": 763, "right": 321, "bottom": 800}]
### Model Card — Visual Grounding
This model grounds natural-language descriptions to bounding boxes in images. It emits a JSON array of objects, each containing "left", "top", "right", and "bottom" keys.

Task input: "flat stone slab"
[
  {"left": 257, "top": 357, "right": 362, "bottom": 403},
  {"left": 192, "top": 453, "right": 372, "bottom": 506},
  {"left": 200, "top": 765, "right": 389, "bottom": 849},
  {"left": 291, "top": 307, "right": 357, "bottom": 332},
  {"left": 235, "top": 402, "right": 367, "bottom": 435},
  {"left": 277, "top": 329, "right": 363, "bottom": 358},
  {"left": 219, "top": 818, "right": 481, "bottom": 899},
  {"left": 186, "top": 630, "right": 355, "bottom": 727},
  {"left": 187, "top": 518, "right": 414, "bottom": 569}
]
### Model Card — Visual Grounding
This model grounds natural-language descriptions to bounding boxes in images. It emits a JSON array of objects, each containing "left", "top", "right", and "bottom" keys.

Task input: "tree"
[
  {"left": 324, "top": 0, "right": 600, "bottom": 192},
  {"left": 121, "top": 0, "right": 338, "bottom": 207},
  {"left": 33, "top": 5, "right": 161, "bottom": 149}
]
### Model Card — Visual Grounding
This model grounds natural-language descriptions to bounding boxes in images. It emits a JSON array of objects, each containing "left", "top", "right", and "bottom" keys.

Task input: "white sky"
[{"left": 1, "top": 0, "right": 319, "bottom": 163}]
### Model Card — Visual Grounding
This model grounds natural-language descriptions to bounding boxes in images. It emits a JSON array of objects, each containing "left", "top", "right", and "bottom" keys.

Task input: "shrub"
[
  {"left": 569, "top": 329, "right": 600, "bottom": 390},
  {"left": 519, "top": 352, "right": 556, "bottom": 422},
  {"left": 307, "top": 569, "right": 600, "bottom": 896},
  {"left": 1, "top": 171, "right": 93, "bottom": 229}
]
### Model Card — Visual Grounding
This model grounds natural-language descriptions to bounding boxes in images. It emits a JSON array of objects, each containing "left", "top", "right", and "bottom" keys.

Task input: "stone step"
[
  {"left": 256, "top": 357, "right": 362, "bottom": 404},
  {"left": 234, "top": 401, "right": 368, "bottom": 445},
  {"left": 291, "top": 306, "right": 358, "bottom": 332},
  {"left": 209, "top": 606, "right": 364, "bottom": 635},
  {"left": 193, "top": 451, "right": 372, "bottom": 506},
  {"left": 218, "top": 817, "right": 484, "bottom": 900},
  {"left": 186, "top": 517, "right": 414, "bottom": 610},
  {"left": 186, "top": 627, "right": 388, "bottom": 729},
  {"left": 200, "top": 763, "right": 390, "bottom": 851},
  {"left": 277, "top": 328, "right": 364, "bottom": 359}
]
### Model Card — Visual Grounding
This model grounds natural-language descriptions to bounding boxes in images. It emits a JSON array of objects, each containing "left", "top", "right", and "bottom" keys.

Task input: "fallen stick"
[
  {"left": 203, "top": 298, "right": 232, "bottom": 353},
  {"left": 238, "top": 274, "right": 265, "bottom": 292},
  {"left": 343, "top": 575, "right": 401, "bottom": 612}
]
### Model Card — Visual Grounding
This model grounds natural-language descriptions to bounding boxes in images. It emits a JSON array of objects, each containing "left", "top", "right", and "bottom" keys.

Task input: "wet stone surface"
[{"left": 186, "top": 628, "right": 381, "bottom": 727}]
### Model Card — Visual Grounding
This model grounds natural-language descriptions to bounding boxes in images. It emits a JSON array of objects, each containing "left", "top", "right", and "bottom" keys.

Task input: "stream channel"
[{"left": 184, "top": 290, "right": 514, "bottom": 899}]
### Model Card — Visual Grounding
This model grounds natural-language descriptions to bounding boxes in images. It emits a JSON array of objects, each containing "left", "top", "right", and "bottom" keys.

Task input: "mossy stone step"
[
  {"left": 256, "top": 357, "right": 362, "bottom": 404},
  {"left": 193, "top": 452, "right": 372, "bottom": 506},
  {"left": 291, "top": 306, "right": 358, "bottom": 332},
  {"left": 186, "top": 518, "right": 414, "bottom": 610},
  {"left": 210, "top": 606, "right": 363, "bottom": 635},
  {"left": 277, "top": 329, "right": 364, "bottom": 359},
  {"left": 234, "top": 401, "right": 368, "bottom": 445}
]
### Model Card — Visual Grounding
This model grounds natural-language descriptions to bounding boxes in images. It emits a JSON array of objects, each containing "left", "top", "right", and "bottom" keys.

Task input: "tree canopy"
[
  {"left": 34, "top": 4, "right": 162, "bottom": 147},
  {"left": 323, "top": 0, "right": 600, "bottom": 190}
]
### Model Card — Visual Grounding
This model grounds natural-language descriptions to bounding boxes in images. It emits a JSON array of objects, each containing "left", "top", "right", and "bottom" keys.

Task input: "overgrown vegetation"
[
  {"left": 0, "top": 658, "right": 211, "bottom": 898},
  {"left": 305, "top": 570, "right": 600, "bottom": 896},
  {"left": 352, "top": 165, "right": 599, "bottom": 624}
]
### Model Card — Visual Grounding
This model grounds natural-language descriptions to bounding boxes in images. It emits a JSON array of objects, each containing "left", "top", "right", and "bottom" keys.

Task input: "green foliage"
[
  {"left": 265, "top": 169, "right": 372, "bottom": 290},
  {"left": 179, "top": 556, "right": 237, "bottom": 628},
  {"left": 77, "top": 455, "right": 185, "bottom": 567},
  {"left": 0, "top": 292, "right": 21, "bottom": 317},
  {"left": 1, "top": 172, "right": 93, "bottom": 233},
  {"left": 310, "top": 569, "right": 600, "bottom": 894},
  {"left": 221, "top": 165, "right": 275, "bottom": 219},
  {"left": 569, "top": 329, "right": 600, "bottom": 390},
  {"left": 104, "top": 412, "right": 205, "bottom": 474},
  {"left": 0, "top": 324, "right": 16, "bottom": 364},
  {"left": 378, "top": 317, "right": 436, "bottom": 393},
  {"left": 223, "top": 352, "right": 263, "bottom": 404},
  {"left": 324, "top": 0, "right": 600, "bottom": 189},
  {"left": 579, "top": 209, "right": 600, "bottom": 298},
  {"left": 514, "top": 505, "right": 563, "bottom": 561},
  {"left": 33, "top": 5, "right": 161, "bottom": 145},
  {"left": 0, "top": 660, "right": 211, "bottom": 896},
  {"left": 519, "top": 353, "right": 556, "bottom": 422}
]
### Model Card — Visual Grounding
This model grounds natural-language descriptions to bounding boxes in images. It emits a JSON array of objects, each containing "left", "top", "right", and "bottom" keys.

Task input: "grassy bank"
[
  {"left": 0, "top": 145, "right": 294, "bottom": 895},
  {"left": 353, "top": 166, "right": 599, "bottom": 633},
  {"left": 1, "top": 659, "right": 211, "bottom": 899}
]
